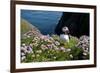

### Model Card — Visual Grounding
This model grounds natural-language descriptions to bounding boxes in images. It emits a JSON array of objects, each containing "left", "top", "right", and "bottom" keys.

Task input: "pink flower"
[
  {"left": 41, "top": 44, "right": 48, "bottom": 50},
  {"left": 54, "top": 41, "right": 60, "bottom": 46},
  {"left": 40, "top": 35, "right": 47, "bottom": 39},
  {"left": 47, "top": 44, "right": 53, "bottom": 49},
  {"left": 60, "top": 47, "right": 65, "bottom": 50}
]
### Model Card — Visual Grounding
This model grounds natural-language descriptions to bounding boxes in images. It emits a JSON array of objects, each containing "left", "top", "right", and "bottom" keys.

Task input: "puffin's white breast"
[{"left": 60, "top": 34, "right": 69, "bottom": 42}]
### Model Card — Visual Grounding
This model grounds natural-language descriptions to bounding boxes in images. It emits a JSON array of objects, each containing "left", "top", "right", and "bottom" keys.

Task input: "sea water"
[{"left": 21, "top": 10, "right": 62, "bottom": 35}]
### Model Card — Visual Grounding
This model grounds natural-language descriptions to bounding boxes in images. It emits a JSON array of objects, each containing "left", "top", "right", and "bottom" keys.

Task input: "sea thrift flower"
[
  {"left": 60, "top": 47, "right": 65, "bottom": 50},
  {"left": 83, "top": 52, "right": 87, "bottom": 56},
  {"left": 53, "top": 56, "right": 56, "bottom": 59},
  {"left": 54, "top": 47, "right": 59, "bottom": 51},
  {"left": 54, "top": 41, "right": 60, "bottom": 46},
  {"left": 49, "top": 37, "right": 54, "bottom": 41},
  {"left": 32, "top": 54, "right": 35, "bottom": 58},
  {"left": 53, "top": 45, "right": 59, "bottom": 50},
  {"left": 36, "top": 50, "right": 42, "bottom": 54},
  {"left": 22, "top": 43, "right": 26, "bottom": 47},
  {"left": 40, "top": 35, "right": 48, "bottom": 40},
  {"left": 32, "top": 41, "right": 39, "bottom": 47},
  {"left": 36, "top": 54, "right": 40, "bottom": 57},
  {"left": 21, "top": 52, "right": 25, "bottom": 56},
  {"left": 69, "top": 54, "right": 73, "bottom": 58},
  {"left": 27, "top": 35, "right": 30, "bottom": 38},
  {"left": 21, "top": 56, "right": 26, "bottom": 61},
  {"left": 34, "top": 37, "right": 40, "bottom": 41},
  {"left": 21, "top": 46, "right": 27, "bottom": 53},
  {"left": 47, "top": 44, "right": 53, "bottom": 49},
  {"left": 41, "top": 44, "right": 48, "bottom": 50},
  {"left": 26, "top": 46, "right": 33, "bottom": 54},
  {"left": 66, "top": 48, "right": 71, "bottom": 52},
  {"left": 83, "top": 48, "right": 89, "bottom": 53},
  {"left": 30, "top": 43, "right": 33, "bottom": 47}
]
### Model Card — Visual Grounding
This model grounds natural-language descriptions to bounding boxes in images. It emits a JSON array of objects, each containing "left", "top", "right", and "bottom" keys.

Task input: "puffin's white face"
[{"left": 62, "top": 26, "right": 69, "bottom": 32}]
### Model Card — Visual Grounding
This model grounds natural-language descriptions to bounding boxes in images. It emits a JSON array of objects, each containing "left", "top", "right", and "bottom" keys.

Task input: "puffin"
[{"left": 60, "top": 26, "right": 70, "bottom": 42}]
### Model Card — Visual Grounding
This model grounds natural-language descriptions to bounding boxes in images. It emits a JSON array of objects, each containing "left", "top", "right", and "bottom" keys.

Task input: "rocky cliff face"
[
  {"left": 21, "top": 19, "right": 42, "bottom": 38},
  {"left": 55, "top": 12, "right": 89, "bottom": 37}
]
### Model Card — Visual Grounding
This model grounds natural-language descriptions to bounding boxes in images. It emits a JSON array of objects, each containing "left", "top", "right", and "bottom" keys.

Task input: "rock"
[{"left": 55, "top": 12, "right": 89, "bottom": 37}]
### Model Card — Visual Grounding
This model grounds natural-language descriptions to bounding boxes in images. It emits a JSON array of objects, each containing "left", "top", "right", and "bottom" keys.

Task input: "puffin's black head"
[{"left": 62, "top": 26, "right": 69, "bottom": 34}]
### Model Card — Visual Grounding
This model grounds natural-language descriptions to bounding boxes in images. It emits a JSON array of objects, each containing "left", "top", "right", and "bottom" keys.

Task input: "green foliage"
[
  {"left": 25, "top": 53, "right": 34, "bottom": 62},
  {"left": 21, "top": 36, "right": 33, "bottom": 45},
  {"left": 52, "top": 35, "right": 60, "bottom": 41},
  {"left": 71, "top": 47, "right": 83, "bottom": 60},
  {"left": 64, "top": 36, "right": 79, "bottom": 49}
]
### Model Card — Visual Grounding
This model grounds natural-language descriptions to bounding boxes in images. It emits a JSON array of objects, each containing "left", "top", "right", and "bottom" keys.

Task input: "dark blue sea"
[{"left": 21, "top": 10, "right": 62, "bottom": 35}]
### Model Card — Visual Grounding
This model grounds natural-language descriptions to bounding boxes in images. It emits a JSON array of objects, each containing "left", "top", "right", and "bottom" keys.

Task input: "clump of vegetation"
[{"left": 21, "top": 34, "right": 89, "bottom": 63}]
